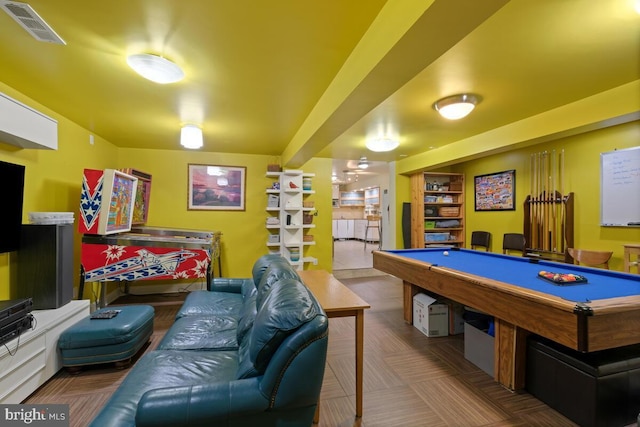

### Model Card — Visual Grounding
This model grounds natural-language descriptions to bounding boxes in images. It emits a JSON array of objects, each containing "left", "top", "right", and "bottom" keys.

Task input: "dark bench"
[{"left": 526, "top": 335, "right": 640, "bottom": 427}]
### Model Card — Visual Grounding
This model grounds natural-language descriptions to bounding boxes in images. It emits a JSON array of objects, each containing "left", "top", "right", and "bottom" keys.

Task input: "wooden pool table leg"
[
  {"left": 494, "top": 318, "right": 529, "bottom": 390},
  {"left": 403, "top": 281, "right": 419, "bottom": 324}
]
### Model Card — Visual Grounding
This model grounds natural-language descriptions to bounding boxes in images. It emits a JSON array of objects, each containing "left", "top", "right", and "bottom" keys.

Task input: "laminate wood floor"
[{"left": 24, "top": 275, "right": 580, "bottom": 427}]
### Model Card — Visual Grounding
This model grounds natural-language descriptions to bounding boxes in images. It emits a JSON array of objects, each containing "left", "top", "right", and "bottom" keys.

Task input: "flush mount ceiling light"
[
  {"left": 357, "top": 156, "right": 369, "bottom": 169},
  {"left": 180, "top": 125, "right": 203, "bottom": 149},
  {"left": 433, "top": 94, "right": 481, "bottom": 120},
  {"left": 366, "top": 137, "right": 399, "bottom": 152},
  {"left": 127, "top": 53, "right": 184, "bottom": 84}
]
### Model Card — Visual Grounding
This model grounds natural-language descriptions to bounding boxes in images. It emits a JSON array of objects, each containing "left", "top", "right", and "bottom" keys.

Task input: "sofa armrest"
[
  {"left": 209, "top": 277, "right": 251, "bottom": 293},
  {"left": 135, "top": 379, "right": 267, "bottom": 427}
]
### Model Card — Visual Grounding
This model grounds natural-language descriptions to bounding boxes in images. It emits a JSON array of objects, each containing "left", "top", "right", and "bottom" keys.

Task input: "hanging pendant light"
[{"left": 358, "top": 156, "right": 369, "bottom": 169}]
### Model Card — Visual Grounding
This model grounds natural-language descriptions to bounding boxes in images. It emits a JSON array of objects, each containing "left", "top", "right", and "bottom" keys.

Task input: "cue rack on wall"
[{"left": 523, "top": 149, "right": 574, "bottom": 263}]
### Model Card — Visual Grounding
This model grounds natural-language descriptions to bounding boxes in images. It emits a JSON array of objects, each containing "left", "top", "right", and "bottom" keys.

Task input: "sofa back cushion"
[
  {"left": 236, "top": 290, "right": 257, "bottom": 346},
  {"left": 255, "top": 261, "right": 299, "bottom": 308},
  {"left": 251, "top": 254, "right": 288, "bottom": 285},
  {"left": 236, "top": 278, "right": 318, "bottom": 378}
]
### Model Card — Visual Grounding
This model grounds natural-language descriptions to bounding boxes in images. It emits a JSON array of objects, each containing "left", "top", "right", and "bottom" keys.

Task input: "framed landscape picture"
[
  {"left": 188, "top": 164, "right": 246, "bottom": 211},
  {"left": 474, "top": 169, "right": 515, "bottom": 211}
]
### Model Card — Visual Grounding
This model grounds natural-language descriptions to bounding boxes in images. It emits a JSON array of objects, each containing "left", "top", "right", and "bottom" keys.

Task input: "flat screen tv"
[{"left": 0, "top": 160, "right": 25, "bottom": 253}]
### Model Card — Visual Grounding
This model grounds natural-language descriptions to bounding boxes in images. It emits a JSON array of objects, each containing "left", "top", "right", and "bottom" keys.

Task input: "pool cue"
[
  {"left": 533, "top": 152, "right": 539, "bottom": 249},
  {"left": 544, "top": 150, "right": 549, "bottom": 251},
  {"left": 560, "top": 149, "right": 565, "bottom": 252},
  {"left": 546, "top": 150, "right": 551, "bottom": 251},
  {"left": 547, "top": 151, "right": 552, "bottom": 251},
  {"left": 544, "top": 151, "right": 549, "bottom": 251},
  {"left": 529, "top": 154, "right": 534, "bottom": 248},
  {"left": 551, "top": 150, "right": 557, "bottom": 252},
  {"left": 531, "top": 153, "right": 536, "bottom": 249},
  {"left": 538, "top": 151, "right": 543, "bottom": 250},
  {"left": 540, "top": 151, "right": 545, "bottom": 251}
]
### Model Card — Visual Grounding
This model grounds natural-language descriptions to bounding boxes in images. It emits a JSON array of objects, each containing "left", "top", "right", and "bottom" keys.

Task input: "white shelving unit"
[{"left": 266, "top": 170, "right": 317, "bottom": 269}]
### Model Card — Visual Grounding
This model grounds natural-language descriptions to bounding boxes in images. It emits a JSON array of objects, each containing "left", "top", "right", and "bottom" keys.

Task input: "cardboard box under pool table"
[{"left": 413, "top": 294, "right": 448, "bottom": 337}]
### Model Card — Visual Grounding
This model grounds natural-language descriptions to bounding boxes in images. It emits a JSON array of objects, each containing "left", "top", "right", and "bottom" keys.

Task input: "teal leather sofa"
[{"left": 90, "top": 255, "right": 329, "bottom": 427}]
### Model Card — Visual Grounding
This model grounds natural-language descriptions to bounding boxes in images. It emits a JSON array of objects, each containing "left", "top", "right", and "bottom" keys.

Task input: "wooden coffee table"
[{"left": 298, "top": 270, "right": 370, "bottom": 420}]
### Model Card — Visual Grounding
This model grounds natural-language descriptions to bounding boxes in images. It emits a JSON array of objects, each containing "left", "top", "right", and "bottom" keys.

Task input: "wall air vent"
[{"left": 0, "top": 1, "right": 65, "bottom": 45}]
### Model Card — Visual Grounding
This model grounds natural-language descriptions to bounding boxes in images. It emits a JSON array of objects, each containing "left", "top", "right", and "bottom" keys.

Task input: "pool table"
[{"left": 373, "top": 248, "right": 640, "bottom": 390}]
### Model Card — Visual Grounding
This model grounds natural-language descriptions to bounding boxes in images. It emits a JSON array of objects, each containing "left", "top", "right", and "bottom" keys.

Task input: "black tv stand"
[{"left": 0, "top": 298, "right": 34, "bottom": 346}]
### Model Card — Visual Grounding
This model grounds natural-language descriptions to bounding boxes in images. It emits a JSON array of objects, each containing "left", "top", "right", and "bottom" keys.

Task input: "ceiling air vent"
[{"left": 0, "top": 1, "right": 65, "bottom": 45}]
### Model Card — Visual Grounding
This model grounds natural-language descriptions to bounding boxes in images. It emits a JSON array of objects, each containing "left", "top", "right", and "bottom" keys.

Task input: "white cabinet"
[
  {"left": 266, "top": 170, "right": 316, "bottom": 270},
  {"left": 0, "top": 300, "right": 90, "bottom": 403},
  {"left": 354, "top": 219, "right": 379, "bottom": 242},
  {"left": 334, "top": 219, "right": 354, "bottom": 239},
  {"left": 339, "top": 190, "right": 364, "bottom": 207},
  {"left": 0, "top": 92, "right": 58, "bottom": 149},
  {"left": 364, "top": 187, "right": 380, "bottom": 206},
  {"left": 354, "top": 219, "right": 367, "bottom": 240}
]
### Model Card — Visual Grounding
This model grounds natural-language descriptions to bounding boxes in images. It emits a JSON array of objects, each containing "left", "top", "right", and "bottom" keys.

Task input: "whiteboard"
[{"left": 600, "top": 146, "right": 640, "bottom": 226}]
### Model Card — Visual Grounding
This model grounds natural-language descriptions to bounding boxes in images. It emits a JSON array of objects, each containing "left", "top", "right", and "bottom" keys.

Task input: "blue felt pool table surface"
[{"left": 383, "top": 248, "right": 640, "bottom": 303}]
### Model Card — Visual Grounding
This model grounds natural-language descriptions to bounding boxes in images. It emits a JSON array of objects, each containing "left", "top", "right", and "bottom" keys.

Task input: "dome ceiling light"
[
  {"left": 366, "top": 137, "right": 399, "bottom": 152},
  {"left": 433, "top": 94, "right": 481, "bottom": 120},
  {"left": 180, "top": 125, "right": 203, "bottom": 149},
  {"left": 127, "top": 53, "right": 184, "bottom": 84}
]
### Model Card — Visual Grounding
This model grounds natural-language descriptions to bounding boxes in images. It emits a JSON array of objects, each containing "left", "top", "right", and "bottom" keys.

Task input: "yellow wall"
[
  {"left": 0, "top": 84, "right": 333, "bottom": 301},
  {"left": 116, "top": 149, "right": 333, "bottom": 279},
  {"left": 0, "top": 83, "right": 119, "bottom": 300},
  {"left": 446, "top": 121, "right": 639, "bottom": 271}
]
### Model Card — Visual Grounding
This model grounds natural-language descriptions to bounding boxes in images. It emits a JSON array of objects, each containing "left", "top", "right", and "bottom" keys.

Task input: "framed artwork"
[
  {"left": 99, "top": 169, "right": 138, "bottom": 234},
  {"left": 119, "top": 168, "right": 152, "bottom": 224},
  {"left": 474, "top": 169, "right": 515, "bottom": 211},
  {"left": 188, "top": 164, "right": 246, "bottom": 211}
]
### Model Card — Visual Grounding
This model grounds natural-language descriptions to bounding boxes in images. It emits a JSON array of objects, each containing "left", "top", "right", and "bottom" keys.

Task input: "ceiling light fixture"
[
  {"left": 127, "top": 53, "right": 184, "bottom": 84},
  {"left": 366, "top": 137, "right": 399, "bottom": 152},
  {"left": 433, "top": 94, "right": 481, "bottom": 120},
  {"left": 358, "top": 156, "right": 369, "bottom": 169},
  {"left": 180, "top": 125, "right": 203, "bottom": 149}
]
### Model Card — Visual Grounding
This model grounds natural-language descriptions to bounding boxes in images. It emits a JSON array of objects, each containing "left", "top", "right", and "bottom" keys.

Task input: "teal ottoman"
[{"left": 58, "top": 305, "right": 154, "bottom": 371}]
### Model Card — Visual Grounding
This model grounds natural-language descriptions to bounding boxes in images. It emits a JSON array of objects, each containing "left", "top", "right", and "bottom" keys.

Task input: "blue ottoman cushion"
[{"left": 58, "top": 305, "right": 155, "bottom": 367}]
